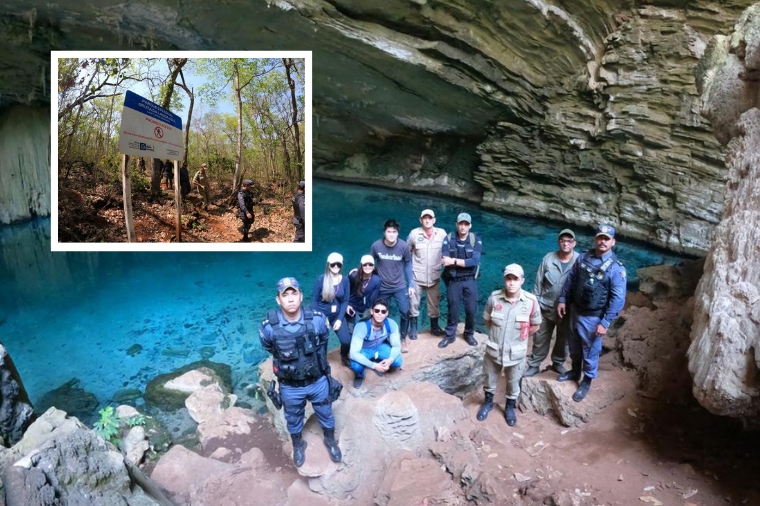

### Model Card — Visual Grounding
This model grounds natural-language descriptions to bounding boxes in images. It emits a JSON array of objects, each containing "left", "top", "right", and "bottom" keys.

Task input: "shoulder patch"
[
  {"left": 313, "top": 309, "right": 323, "bottom": 316},
  {"left": 523, "top": 292, "right": 538, "bottom": 301},
  {"left": 621, "top": 270, "right": 627, "bottom": 279}
]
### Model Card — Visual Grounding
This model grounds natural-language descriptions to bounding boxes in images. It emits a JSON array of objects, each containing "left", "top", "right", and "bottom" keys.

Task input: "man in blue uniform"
[
  {"left": 439, "top": 213, "right": 483, "bottom": 348},
  {"left": 292, "top": 181, "right": 305, "bottom": 243},
  {"left": 238, "top": 179, "right": 255, "bottom": 242},
  {"left": 557, "top": 224, "right": 626, "bottom": 402},
  {"left": 259, "top": 277, "right": 342, "bottom": 467}
]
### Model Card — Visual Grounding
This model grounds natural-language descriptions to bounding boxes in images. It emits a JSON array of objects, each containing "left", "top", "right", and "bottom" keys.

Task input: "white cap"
[
  {"left": 503, "top": 264, "right": 524, "bottom": 278},
  {"left": 360, "top": 255, "right": 374, "bottom": 265},
  {"left": 420, "top": 209, "right": 435, "bottom": 218},
  {"left": 327, "top": 252, "right": 343, "bottom": 265}
]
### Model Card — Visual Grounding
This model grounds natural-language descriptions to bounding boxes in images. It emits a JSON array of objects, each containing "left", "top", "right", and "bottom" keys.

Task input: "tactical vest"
[
  {"left": 363, "top": 319, "right": 392, "bottom": 349},
  {"left": 446, "top": 232, "right": 480, "bottom": 279},
  {"left": 571, "top": 252, "right": 618, "bottom": 313},
  {"left": 267, "top": 309, "right": 326, "bottom": 384},
  {"left": 292, "top": 192, "right": 303, "bottom": 226}
]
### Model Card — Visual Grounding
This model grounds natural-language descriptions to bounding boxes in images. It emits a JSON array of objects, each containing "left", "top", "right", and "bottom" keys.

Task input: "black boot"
[
  {"left": 438, "top": 335, "right": 455, "bottom": 348},
  {"left": 505, "top": 398, "right": 517, "bottom": 426},
  {"left": 409, "top": 317, "right": 418, "bottom": 340},
  {"left": 291, "top": 432, "right": 307, "bottom": 467},
  {"left": 557, "top": 363, "right": 582, "bottom": 383},
  {"left": 572, "top": 377, "right": 592, "bottom": 402},
  {"left": 323, "top": 428, "right": 342, "bottom": 463},
  {"left": 430, "top": 317, "right": 446, "bottom": 336},
  {"left": 476, "top": 392, "right": 494, "bottom": 421},
  {"left": 242, "top": 232, "right": 250, "bottom": 242}
]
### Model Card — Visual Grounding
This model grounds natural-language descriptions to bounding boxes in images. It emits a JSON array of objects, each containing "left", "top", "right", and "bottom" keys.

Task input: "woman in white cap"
[
  {"left": 346, "top": 255, "right": 382, "bottom": 334},
  {"left": 311, "top": 252, "right": 352, "bottom": 366}
]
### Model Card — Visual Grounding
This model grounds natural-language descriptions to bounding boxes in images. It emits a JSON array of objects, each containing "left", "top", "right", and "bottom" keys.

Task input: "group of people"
[
  {"left": 135, "top": 157, "right": 212, "bottom": 212},
  {"left": 236, "top": 179, "right": 306, "bottom": 243},
  {"left": 259, "top": 211, "right": 627, "bottom": 467}
]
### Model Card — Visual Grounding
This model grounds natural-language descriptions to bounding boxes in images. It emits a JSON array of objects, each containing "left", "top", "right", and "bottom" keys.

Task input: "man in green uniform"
[
  {"left": 192, "top": 163, "right": 211, "bottom": 211},
  {"left": 477, "top": 264, "right": 541, "bottom": 426}
]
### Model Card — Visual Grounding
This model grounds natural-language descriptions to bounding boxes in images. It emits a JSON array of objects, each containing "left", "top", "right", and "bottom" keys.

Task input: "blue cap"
[
  {"left": 595, "top": 224, "right": 615, "bottom": 239},
  {"left": 276, "top": 277, "right": 300, "bottom": 294}
]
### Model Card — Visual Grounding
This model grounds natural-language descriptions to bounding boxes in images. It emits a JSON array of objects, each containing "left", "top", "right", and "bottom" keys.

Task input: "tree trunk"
[
  {"left": 151, "top": 58, "right": 187, "bottom": 197},
  {"left": 283, "top": 58, "right": 303, "bottom": 181},
  {"left": 232, "top": 59, "right": 243, "bottom": 194}
]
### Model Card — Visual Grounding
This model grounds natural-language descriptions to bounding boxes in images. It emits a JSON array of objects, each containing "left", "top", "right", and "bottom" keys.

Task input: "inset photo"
[{"left": 52, "top": 52, "right": 310, "bottom": 251}]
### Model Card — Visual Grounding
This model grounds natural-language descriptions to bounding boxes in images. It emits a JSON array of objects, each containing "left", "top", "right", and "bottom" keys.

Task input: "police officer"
[
  {"left": 439, "top": 213, "right": 482, "bottom": 348},
  {"left": 557, "top": 224, "right": 626, "bottom": 402},
  {"left": 478, "top": 264, "right": 541, "bottom": 426},
  {"left": 238, "top": 179, "right": 255, "bottom": 242},
  {"left": 407, "top": 209, "right": 447, "bottom": 338},
  {"left": 523, "top": 229, "right": 580, "bottom": 377},
  {"left": 137, "top": 157, "right": 146, "bottom": 173},
  {"left": 179, "top": 162, "right": 191, "bottom": 198},
  {"left": 259, "top": 277, "right": 342, "bottom": 467},
  {"left": 162, "top": 159, "right": 174, "bottom": 190},
  {"left": 192, "top": 163, "right": 211, "bottom": 211},
  {"left": 292, "top": 181, "right": 305, "bottom": 243}
]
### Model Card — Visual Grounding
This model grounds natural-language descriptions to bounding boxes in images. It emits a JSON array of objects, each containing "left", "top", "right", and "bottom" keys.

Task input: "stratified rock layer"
[
  {"left": 0, "top": 344, "right": 34, "bottom": 446},
  {"left": 689, "top": 3, "right": 760, "bottom": 423}
]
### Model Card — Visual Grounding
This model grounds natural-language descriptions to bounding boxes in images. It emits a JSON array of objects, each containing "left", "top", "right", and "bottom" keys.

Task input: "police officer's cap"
[
  {"left": 277, "top": 277, "right": 300, "bottom": 294},
  {"left": 243, "top": 179, "right": 253, "bottom": 186},
  {"left": 457, "top": 212, "right": 472, "bottom": 224},
  {"left": 595, "top": 224, "right": 616, "bottom": 239},
  {"left": 298, "top": 181, "right": 305, "bottom": 189}
]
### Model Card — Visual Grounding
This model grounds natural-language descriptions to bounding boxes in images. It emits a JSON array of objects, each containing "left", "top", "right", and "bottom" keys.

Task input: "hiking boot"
[
  {"left": 476, "top": 392, "right": 494, "bottom": 421},
  {"left": 522, "top": 365, "right": 540, "bottom": 378},
  {"left": 557, "top": 365, "right": 582, "bottom": 383},
  {"left": 551, "top": 363, "right": 568, "bottom": 375},
  {"left": 353, "top": 376, "right": 363, "bottom": 389},
  {"left": 438, "top": 336, "right": 455, "bottom": 349},
  {"left": 323, "top": 428, "right": 342, "bottom": 463},
  {"left": 464, "top": 335, "right": 478, "bottom": 347},
  {"left": 572, "top": 377, "right": 592, "bottom": 402},
  {"left": 401, "top": 339, "right": 409, "bottom": 353},
  {"left": 408, "top": 317, "right": 418, "bottom": 340},
  {"left": 242, "top": 234, "right": 250, "bottom": 242},
  {"left": 505, "top": 398, "right": 517, "bottom": 426},
  {"left": 430, "top": 317, "right": 446, "bottom": 336},
  {"left": 291, "top": 433, "right": 307, "bottom": 467}
]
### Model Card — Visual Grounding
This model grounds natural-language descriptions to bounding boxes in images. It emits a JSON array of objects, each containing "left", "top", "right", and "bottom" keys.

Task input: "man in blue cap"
[
  {"left": 439, "top": 212, "right": 483, "bottom": 348},
  {"left": 292, "top": 181, "right": 305, "bottom": 243},
  {"left": 238, "top": 179, "right": 255, "bottom": 242},
  {"left": 259, "top": 277, "right": 342, "bottom": 467},
  {"left": 556, "top": 225, "right": 627, "bottom": 402}
]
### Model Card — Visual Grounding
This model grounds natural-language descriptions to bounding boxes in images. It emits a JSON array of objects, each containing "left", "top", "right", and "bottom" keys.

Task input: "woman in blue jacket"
[
  {"left": 346, "top": 254, "right": 381, "bottom": 334},
  {"left": 312, "top": 252, "right": 351, "bottom": 366}
]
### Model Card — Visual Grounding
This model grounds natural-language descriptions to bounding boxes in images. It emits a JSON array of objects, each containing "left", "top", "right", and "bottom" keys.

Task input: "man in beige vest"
[
  {"left": 406, "top": 209, "right": 447, "bottom": 339},
  {"left": 192, "top": 163, "right": 211, "bottom": 211}
]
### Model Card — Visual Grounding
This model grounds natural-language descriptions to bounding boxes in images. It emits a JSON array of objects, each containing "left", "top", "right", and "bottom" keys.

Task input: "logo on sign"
[{"left": 154, "top": 127, "right": 163, "bottom": 139}]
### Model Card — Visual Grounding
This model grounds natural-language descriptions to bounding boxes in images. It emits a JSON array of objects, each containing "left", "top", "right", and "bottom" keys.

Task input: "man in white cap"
[
  {"left": 477, "top": 264, "right": 541, "bottom": 426},
  {"left": 523, "top": 228, "right": 579, "bottom": 377},
  {"left": 406, "top": 209, "right": 447, "bottom": 339}
]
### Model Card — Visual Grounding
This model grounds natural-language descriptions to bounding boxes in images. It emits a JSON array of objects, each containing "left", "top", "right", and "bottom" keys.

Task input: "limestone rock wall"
[{"left": 689, "top": 3, "right": 760, "bottom": 423}]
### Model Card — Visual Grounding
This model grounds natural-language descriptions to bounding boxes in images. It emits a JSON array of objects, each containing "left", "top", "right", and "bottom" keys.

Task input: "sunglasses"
[
  {"left": 373, "top": 308, "right": 388, "bottom": 314},
  {"left": 362, "top": 263, "right": 374, "bottom": 267},
  {"left": 330, "top": 262, "right": 343, "bottom": 268}
]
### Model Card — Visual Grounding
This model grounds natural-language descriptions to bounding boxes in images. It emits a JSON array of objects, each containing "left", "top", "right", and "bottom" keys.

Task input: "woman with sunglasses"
[
  {"left": 346, "top": 255, "right": 381, "bottom": 334},
  {"left": 312, "top": 252, "right": 352, "bottom": 366}
]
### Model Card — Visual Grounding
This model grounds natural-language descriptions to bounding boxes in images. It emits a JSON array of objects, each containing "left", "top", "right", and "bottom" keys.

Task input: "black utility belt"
[
  {"left": 452, "top": 275, "right": 475, "bottom": 282},
  {"left": 280, "top": 377, "right": 319, "bottom": 388},
  {"left": 573, "top": 307, "right": 604, "bottom": 317}
]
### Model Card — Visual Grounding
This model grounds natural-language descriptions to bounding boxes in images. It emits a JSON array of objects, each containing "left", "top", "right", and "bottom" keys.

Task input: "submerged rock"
[
  {"left": 690, "top": 4, "right": 760, "bottom": 424},
  {"left": 144, "top": 360, "right": 232, "bottom": 411},
  {"left": 35, "top": 377, "right": 98, "bottom": 427}
]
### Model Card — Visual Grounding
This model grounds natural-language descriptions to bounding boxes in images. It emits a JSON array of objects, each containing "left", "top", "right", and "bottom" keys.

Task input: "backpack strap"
[{"left": 267, "top": 310, "right": 280, "bottom": 330}]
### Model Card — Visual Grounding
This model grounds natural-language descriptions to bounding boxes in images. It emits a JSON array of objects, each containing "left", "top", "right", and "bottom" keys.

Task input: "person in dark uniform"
[
  {"left": 179, "top": 162, "right": 191, "bottom": 198},
  {"left": 557, "top": 224, "right": 627, "bottom": 402},
  {"left": 162, "top": 159, "right": 174, "bottom": 190},
  {"left": 137, "top": 157, "right": 146, "bottom": 173},
  {"left": 259, "top": 277, "right": 342, "bottom": 467},
  {"left": 438, "top": 213, "right": 483, "bottom": 348},
  {"left": 292, "top": 181, "right": 305, "bottom": 243},
  {"left": 238, "top": 179, "right": 255, "bottom": 242}
]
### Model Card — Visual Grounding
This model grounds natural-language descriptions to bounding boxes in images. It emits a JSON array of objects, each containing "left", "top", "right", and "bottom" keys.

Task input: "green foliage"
[
  {"left": 94, "top": 406, "right": 120, "bottom": 444},
  {"left": 128, "top": 414, "right": 146, "bottom": 427}
]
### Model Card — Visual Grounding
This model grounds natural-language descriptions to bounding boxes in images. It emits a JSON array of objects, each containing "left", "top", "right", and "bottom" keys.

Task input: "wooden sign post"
[
  {"left": 121, "top": 154, "right": 136, "bottom": 242},
  {"left": 174, "top": 160, "right": 181, "bottom": 242}
]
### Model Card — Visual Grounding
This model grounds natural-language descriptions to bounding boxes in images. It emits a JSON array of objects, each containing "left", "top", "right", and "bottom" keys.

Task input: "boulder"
[
  {"left": 0, "top": 344, "right": 34, "bottom": 446},
  {"left": 375, "top": 452, "right": 461, "bottom": 506},
  {"left": 122, "top": 426, "right": 150, "bottom": 465},
  {"left": 145, "top": 360, "right": 232, "bottom": 411},
  {"left": 0, "top": 407, "right": 171, "bottom": 506},
  {"left": 196, "top": 407, "right": 256, "bottom": 453},
  {"left": 519, "top": 370, "right": 631, "bottom": 427},
  {"left": 690, "top": 3, "right": 760, "bottom": 423},
  {"left": 166, "top": 368, "right": 218, "bottom": 394},
  {"left": 150, "top": 445, "right": 234, "bottom": 504},
  {"left": 185, "top": 384, "right": 238, "bottom": 424},
  {"left": 637, "top": 259, "right": 704, "bottom": 302}
]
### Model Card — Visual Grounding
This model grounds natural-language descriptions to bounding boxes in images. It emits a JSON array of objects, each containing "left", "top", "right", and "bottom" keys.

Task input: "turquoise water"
[{"left": 0, "top": 180, "right": 688, "bottom": 412}]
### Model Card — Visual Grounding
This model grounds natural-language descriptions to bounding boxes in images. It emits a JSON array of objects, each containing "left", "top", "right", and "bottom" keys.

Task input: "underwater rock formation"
[{"left": 689, "top": 3, "right": 760, "bottom": 424}]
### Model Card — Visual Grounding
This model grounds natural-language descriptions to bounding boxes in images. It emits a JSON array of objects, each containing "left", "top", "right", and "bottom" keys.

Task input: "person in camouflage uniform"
[{"left": 192, "top": 163, "right": 211, "bottom": 211}]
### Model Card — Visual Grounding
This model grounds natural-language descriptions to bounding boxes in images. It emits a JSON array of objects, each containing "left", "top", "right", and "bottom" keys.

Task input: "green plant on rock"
[
  {"left": 128, "top": 414, "right": 146, "bottom": 427},
  {"left": 93, "top": 405, "right": 121, "bottom": 444}
]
